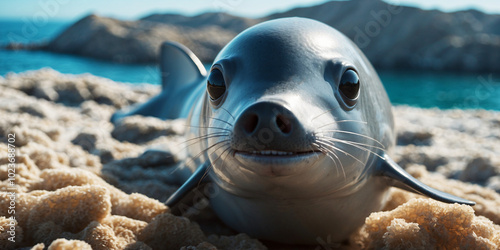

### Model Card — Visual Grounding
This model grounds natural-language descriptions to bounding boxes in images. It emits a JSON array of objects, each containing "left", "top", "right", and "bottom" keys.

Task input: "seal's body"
[{"left": 112, "top": 18, "right": 474, "bottom": 244}]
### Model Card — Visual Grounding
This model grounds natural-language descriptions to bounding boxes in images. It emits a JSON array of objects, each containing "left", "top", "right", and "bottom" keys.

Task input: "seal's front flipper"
[
  {"left": 166, "top": 162, "right": 211, "bottom": 215},
  {"left": 376, "top": 153, "right": 475, "bottom": 206},
  {"left": 111, "top": 41, "right": 206, "bottom": 123}
]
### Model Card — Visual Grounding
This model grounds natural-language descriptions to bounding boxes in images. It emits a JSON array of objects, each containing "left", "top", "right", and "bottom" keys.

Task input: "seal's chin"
[{"left": 233, "top": 150, "right": 323, "bottom": 176}]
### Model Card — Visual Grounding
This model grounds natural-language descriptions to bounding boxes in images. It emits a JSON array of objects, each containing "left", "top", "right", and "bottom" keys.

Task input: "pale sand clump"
[
  {"left": 358, "top": 198, "right": 500, "bottom": 249},
  {"left": 350, "top": 166, "right": 500, "bottom": 248},
  {"left": 0, "top": 69, "right": 499, "bottom": 249}
]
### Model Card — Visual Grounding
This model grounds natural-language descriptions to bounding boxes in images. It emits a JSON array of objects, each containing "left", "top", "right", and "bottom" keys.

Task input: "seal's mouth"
[
  {"left": 233, "top": 150, "right": 323, "bottom": 176},
  {"left": 246, "top": 150, "right": 314, "bottom": 156}
]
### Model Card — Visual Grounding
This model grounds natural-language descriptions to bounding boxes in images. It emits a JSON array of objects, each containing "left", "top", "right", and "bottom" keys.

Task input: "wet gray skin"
[{"left": 112, "top": 17, "right": 475, "bottom": 244}]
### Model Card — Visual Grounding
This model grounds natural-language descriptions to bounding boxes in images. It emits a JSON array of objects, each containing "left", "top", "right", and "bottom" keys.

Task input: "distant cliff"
[
  {"left": 41, "top": 14, "right": 238, "bottom": 63},
  {"left": 267, "top": 0, "right": 500, "bottom": 72},
  {"left": 12, "top": 0, "right": 500, "bottom": 72}
]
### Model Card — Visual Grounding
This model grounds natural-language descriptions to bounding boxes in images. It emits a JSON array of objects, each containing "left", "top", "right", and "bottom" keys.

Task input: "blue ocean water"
[
  {"left": 1, "top": 20, "right": 499, "bottom": 110},
  {"left": 0, "top": 20, "right": 160, "bottom": 84},
  {"left": 379, "top": 70, "right": 500, "bottom": 110}
]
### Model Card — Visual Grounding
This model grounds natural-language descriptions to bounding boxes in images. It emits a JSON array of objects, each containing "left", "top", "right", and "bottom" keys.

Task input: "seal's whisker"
[
  {"left": 318, "top": 136, "right": 386, "bottom": 152},
  {"left": 200, "top": 142, "right": 232, "bottom": 183},
  {"left": 177, "top": 133, "right": 229, "bottom": 155},
  {"left": 334, "top": 140, "right": 385, "bottom": 157},
  {"left": 310, "top": 108, "right": 335, "bottom": 122},
  {"left": 183, "top": 141, "right": 227, "bottom": 170},
  {"left": 220, "top": 107, "right": 236, "bottom": 121},
  {"left": 316, "top": 130, "right": 385, "bottom": 148},
  {"left": 315, "top": 120, "right": 368, "bottom": 130},
  {"left": 206, "top": 142, "right": 232, "bottom": 167},
  {"left": 197, "top": 139, "right": 231, "bottom": 161},
  {"left": 319, "top": 137, "right": 385, "bottom": 160},
  {"left": 203, "top": 144, "right": 235, "bottom": 184},
  {"left": 316, "top": 138, "right": 365, "bottom": 167},
  {"left": 210, "top": 145, "right": 233, "bottom": 176},
  {"left": 181, "top": 132, "right": 230, "bottom": 145},
  {"left": 336, "top": 120, "right": 368, "bottom": 124},
  {"left": 172, "top": 135, "right": 226, "bottom": 167},
  {"left": 309, "top": 145, "right": 321, "bottom": 161},
  {"left": 313, "top": 142, "right": 345, "bottom": 180},
  {"left": 168, "top": 132, "right": 229, "bottom": 174},
  {"left": 203, "top": 116, "right": 235, "bottom": 128},
  {"left": 312, "top": 142, "right": 339, "bottom": 176},
  {"left": 183, "top": 139, "right": 231, "bottom": 170},
  {"left": 184, "top": 124, "right": 233, "bottom": 133}
]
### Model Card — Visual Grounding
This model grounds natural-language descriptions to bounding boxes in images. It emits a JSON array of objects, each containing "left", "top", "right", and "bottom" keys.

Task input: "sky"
[{"left": 0, "top": 0, "right": 499, "bottom": 21}]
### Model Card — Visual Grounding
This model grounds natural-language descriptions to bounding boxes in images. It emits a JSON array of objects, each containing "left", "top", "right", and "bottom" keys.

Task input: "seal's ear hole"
[
  {"left": 207, "top": 68, "right": 226, "bottom": 101},
  {"left": 339, "top": 69, "right": 360, "bottom": 107}
]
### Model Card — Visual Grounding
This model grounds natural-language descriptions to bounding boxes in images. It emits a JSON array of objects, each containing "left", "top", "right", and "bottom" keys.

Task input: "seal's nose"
[
  {"left": 240, "top": 108, "right": 292, "bottom": 135},
  {"left": 232, "top": 102, "right": 308, "bottom": 152}
]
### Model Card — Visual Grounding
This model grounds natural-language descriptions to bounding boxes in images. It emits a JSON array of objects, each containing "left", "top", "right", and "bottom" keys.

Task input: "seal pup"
[{"left": 112, "top": 17, "right": 474, "bottom": 244}]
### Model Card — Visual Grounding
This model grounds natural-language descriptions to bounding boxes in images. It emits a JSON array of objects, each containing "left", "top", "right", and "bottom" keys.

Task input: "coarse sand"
[{"left": 1, "top": 69, "right": 499, "bottom": 249}]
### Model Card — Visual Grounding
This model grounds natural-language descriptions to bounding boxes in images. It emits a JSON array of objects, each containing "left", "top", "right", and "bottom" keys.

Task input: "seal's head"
[
  {"left": 150, "top": 17, "right": 473, "bottom": 245},
  {"left": 204, "top": 17, "right": 394, "bottom": 195},
  {"left": 197, "top": 17, "right": 394, "bottom": 243}
]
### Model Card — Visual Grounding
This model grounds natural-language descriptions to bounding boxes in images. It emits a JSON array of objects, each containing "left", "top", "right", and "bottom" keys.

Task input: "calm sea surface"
[{"left": 1, "top": 20, "right": 499, "bottom": 110}]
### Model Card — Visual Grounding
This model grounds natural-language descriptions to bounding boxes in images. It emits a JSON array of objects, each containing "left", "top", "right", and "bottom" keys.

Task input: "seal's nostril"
[
  {"left": 243, "top": 113, "right": 259, "bottom": 134},
  {"left": 276, "top": 114, "right": 292, "bottom": 134}
]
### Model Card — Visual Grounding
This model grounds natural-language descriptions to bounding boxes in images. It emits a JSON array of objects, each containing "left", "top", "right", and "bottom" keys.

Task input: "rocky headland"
[
  {"left": 0, "top": 69, "right": 499, "bottom": 249},
  {"left": 5, "top": 0, "right": 500, "bottom": 72}
]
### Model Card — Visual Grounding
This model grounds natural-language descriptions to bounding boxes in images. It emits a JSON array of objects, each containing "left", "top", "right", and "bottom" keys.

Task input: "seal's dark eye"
[
  {"left": 207, "top": 68, "right": 226, "bottom": 101},
  {"left": 339, "top": 69, "right": 360, "bottom": 105}
]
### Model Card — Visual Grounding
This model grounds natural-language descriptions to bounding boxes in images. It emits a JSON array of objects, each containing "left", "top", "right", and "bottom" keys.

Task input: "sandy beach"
[{"left": 1, "top": 69, "right": 499, "bottom": 249}]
